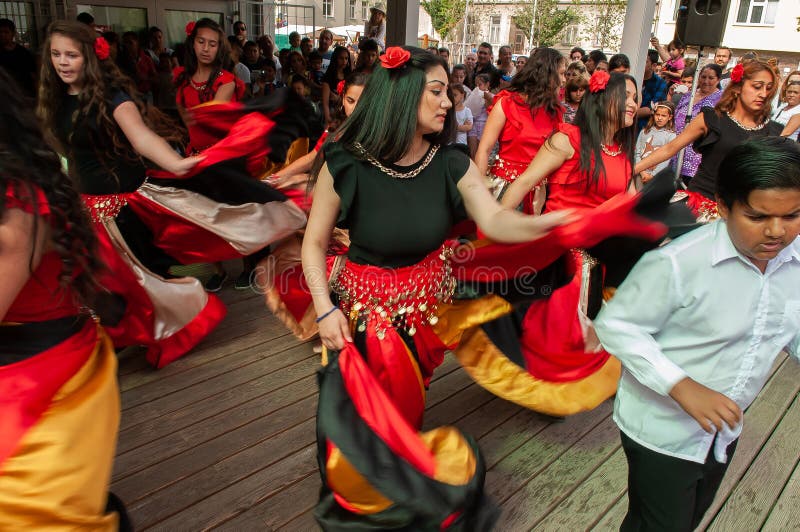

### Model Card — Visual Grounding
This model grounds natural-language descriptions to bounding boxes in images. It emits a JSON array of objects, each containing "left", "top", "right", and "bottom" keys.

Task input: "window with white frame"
[
  {"left": 736, "top": 0, "right": 779, "bottom": 24},
  {"left": 361, "top": 0, "right": 369, "bottom": 21},
  {"left": 489, "top": 15, "right": 501, "bottom": 43},
  {"left": 561, "top": 25, "right": 579, "bottom": 45},
  {"left": 323, "top": 0, "right": 333, "bottom": 18},
  {"left": 349, "top": 0, "right": 356, "bottom": 19}
]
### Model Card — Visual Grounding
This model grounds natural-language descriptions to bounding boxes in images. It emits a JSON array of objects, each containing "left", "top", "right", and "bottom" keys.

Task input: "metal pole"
[
  {"left": 528, "top": 0, "right": 538, "bottom": 49},
  {"left": 461, "top": 0, "right": 470, "bottom": 63},
  {"left": 674, "top": 45, "right": 703, "bottom": 189}
]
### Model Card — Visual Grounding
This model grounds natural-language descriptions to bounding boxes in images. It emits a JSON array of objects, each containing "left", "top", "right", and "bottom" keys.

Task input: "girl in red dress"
[
  {"left": 475, "top": 47, "right": 566, "bottom": 214},
  {"left": 454, "top": 71, "right": 646, "bottom": 416},
  {"left": 174, "top": 18, "right": 245, "bottom": 154}
]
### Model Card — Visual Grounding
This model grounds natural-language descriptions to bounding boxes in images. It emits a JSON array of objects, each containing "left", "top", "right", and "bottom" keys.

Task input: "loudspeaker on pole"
[{"left": 674, "top": 0, "right": 731, "bottom": 47}]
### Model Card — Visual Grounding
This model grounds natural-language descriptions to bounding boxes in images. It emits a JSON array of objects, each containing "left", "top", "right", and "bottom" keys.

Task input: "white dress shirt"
[{"left": 595, "top": 221, "right": 800, "bottom": 464}]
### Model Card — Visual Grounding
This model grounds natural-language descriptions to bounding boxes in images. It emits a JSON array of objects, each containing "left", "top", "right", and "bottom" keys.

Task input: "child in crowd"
[
  {"left": 652, "top": 37, "right": 686, "bottom": 86},
  {"left": 252, "top": 60, "right": 284, "bottom": 95},
  {"left": 595, "top": 137, "right": 800, "bottom": 532},
  {"left": 562, "top": 75, "right": 588, "bottom": 124},
  {"left": 635, "top": 101, "right": 677, "bottom": 183},
  {"left": 306, "top": 51, "right": 324, "bottom": 101},
  {"left": 450, "top": 83, "right": 472, "bottom": 145},
  {"left": 450, "top": 64, "right": 470, "bottom": 95},
  {"left": 465, "top": 73, "right": 491, "bottom": 158}
]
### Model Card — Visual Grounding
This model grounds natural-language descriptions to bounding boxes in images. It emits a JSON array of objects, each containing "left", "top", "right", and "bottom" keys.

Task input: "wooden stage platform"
[{"left": 113, "top": 286, "right": 800, "bottom": 531}]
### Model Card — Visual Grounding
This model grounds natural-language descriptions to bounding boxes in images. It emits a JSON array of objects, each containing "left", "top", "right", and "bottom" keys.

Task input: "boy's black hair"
[
  {"left": 588, "top": 49, "right": 607, "bottom": 64},
  {"left": 0, "top": 18, "right": 16, "bottom": 31},
  {"left": 77, "top": 12, "right": 94, "bottom": 25},
  {"left": 609, "top": 53, "right": 630, "bottom": 71},
  {"left": 717, "top": 137, "right": 800, "bottom": 208}
]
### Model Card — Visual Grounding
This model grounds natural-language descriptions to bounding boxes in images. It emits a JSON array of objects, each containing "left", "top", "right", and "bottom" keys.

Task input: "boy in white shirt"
[{"left": 595, "top": 137, "right": 800, "bottom": 531}]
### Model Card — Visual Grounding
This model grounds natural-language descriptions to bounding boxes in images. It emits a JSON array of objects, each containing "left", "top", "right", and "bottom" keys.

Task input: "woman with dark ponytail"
[
  {"left": 301, "top": 48, "right": 666, "bottom": 529},
  {"left": 0, "top": 68, "right": 124, "bottom": 529},
  {"left": 452, "top": 71, "right": 659, "bottom": 418}
]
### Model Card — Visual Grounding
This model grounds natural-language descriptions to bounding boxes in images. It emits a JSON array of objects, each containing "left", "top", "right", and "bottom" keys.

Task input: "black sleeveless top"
[
  {"left": 324, "top": 141, "right": 470, "bottom": 268},
  {"left": 689, "top": 108, "right": 784, "bottom": 200}
]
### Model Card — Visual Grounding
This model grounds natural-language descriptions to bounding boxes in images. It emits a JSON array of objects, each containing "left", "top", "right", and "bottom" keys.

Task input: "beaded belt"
[
  {"left": 331, "top": 246, "right": 457, "bottom": 339},
  {"left": 490, "top": 157, "right": 528, "bottom": 183},
  {"left": 83, "top": 193, "right": 131, "bottom": 222}
]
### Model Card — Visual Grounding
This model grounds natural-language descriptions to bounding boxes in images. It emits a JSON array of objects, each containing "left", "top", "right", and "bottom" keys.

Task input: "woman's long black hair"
[
  {"left": 1, "top": 69, "right": 102, "bottom": 307},
  {"left": 573, "top": 72, "right": 637, "bottom": 189}
]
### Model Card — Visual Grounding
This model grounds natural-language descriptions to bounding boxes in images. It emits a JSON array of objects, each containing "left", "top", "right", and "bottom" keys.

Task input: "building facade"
[
  {"left": 418, "top": 0, "right": 628, "bottom": 63},
  {"left": 652, "top": 0, "right": 800, "bottom": 71}
]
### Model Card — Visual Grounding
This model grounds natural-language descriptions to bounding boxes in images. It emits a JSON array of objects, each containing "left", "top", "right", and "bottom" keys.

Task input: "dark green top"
[{"left": 324, "top": 141, "right": 470, "bottom": 268}]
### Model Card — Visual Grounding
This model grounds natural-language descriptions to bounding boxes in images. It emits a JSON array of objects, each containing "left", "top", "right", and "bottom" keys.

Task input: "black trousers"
[{"left": 620, "top": 431, "right": 738, "bottom": 532}]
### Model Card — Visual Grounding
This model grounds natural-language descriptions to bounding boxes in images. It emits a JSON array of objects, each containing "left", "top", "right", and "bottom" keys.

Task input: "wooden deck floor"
[{"left": 113, "top": 284, "right": 800, "bottom": 531}]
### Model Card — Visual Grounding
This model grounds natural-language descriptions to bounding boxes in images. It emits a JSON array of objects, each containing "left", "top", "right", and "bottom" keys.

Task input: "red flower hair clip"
[
  {"left": 336, "top": 79, "right": 346, "bottom": 95},
  {"left": 730, "top": 63, "right": 744, "bottom": 83},
  {"left": 589, "top": 70, "right": 610, "bottom": 93},
  {"left": 185, "top": 21, "right": 196, "bottom": 36},
  {"left": 380, "top": 46, "right": 411, "bottom": 70},
  {"left": 94, "top": 37, "right": 110, "bottom": 61}
]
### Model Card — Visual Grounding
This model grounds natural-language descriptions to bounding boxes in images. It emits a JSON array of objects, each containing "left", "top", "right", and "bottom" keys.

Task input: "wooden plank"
[
  {"left": 706, "top": 393, "right": 800, "bottom": 531},
  {"left": 128, "top": 425, "right": 317, "bottom": 529},
  {"left": 213, "top": 473, "right": 319, "bottom": 530},
  {"left": 116, "top": 290, "right": 267, "bottom": 379},
  {"left": 119, "top": 317, "right": 295, "bottom": 399},
  {"left": 276, "top": 510, "right": 319, "bottom": 531},
  {"left": 112, "top": 393, "right": 317, "bottom": 501},
  {"left": 698, "top": 356, "right": 800, "bottom": 529},
  {"left": 118, "top": 335, "right": 310, "bottom": 430},
  {"left": 590, "top": 495, "right": 628, "bottom": 532},
  {"left": 423, "top": 381, "right": 498, "bottom": 430},
  {"left": 761, "top": 459, "right": 800, "bottom": 532},
  {"left": 484, "top": 402, "right": 612, "bottom": 504},
  {"left": 423, "top": 365, "right": 478, "bottom": 411},
  {"left": 144, "top": 443, "right": 318, "bottom": 530},
  {"left": 451, "top": 396, "right": 524, "bottom": 441},
  {"left": 534, "top": 448, "right": 627, "bottom": 530},
  {"left": 114, "top": 356, "right": 317, "bottom": 474},
  {"left": 494, "top": 412, "right": 620, "bottom": 529}
]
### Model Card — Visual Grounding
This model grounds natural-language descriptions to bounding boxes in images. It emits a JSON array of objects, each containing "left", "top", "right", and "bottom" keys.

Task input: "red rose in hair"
[
  {"left": 94, "top": 37, "right": 110, "bottom": 61},
  {"left": 379, "top": 46, "right": 411, "bottom": 70},
  {"left": 730, "top": 63, "right": 744, "bottom": 83},
  {"left": 589, "top": 70, "right": 610, "bottom": 93},
  {"left": 185, "top": 21, "right": 196, "bottom": 36},
  {"left": 336, "top": 80, "right": 346, "bottom": 95}
]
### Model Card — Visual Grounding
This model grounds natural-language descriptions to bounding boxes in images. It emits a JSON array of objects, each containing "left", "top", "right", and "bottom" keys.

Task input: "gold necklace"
[
  {"left": 600, "top": 143, "right": 623, "bottom": 157},
  {"left": 354, "top": 142, "right": 440, "bottom": 179}
]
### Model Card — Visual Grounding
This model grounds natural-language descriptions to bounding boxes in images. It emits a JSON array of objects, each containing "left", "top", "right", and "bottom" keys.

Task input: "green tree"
[
  {"left": 513, "top": 0, "right": 580, "bottom": 48},
  {"left": 421, "top": 0, "right": 467, "bottom": 40},
  {"left": 584, "top": 0, "right": 627, "bottom": 51}
]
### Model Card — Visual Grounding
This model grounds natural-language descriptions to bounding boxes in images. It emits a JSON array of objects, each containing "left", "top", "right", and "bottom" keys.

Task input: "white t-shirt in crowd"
[{"left": 455, "top": 106, "right": 473, "bottom": 145}]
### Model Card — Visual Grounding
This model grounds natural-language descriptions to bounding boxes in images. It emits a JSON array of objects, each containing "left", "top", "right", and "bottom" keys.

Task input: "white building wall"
[{"left": 653, "top": 0, "right": 800, "bottom": 54}]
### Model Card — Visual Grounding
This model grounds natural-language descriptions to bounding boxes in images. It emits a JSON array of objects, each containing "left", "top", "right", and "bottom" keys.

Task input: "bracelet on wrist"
[{"left": 315, "top": 305, "right": 339, "bottom": 323}]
